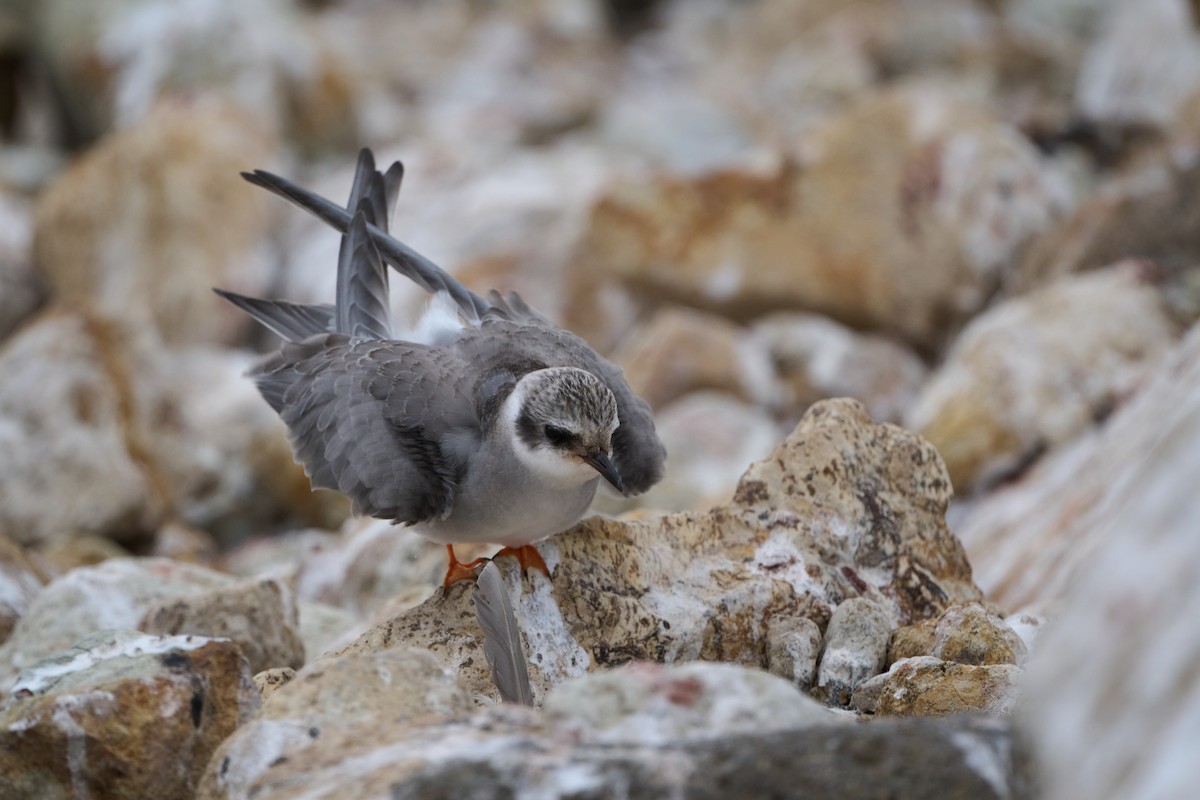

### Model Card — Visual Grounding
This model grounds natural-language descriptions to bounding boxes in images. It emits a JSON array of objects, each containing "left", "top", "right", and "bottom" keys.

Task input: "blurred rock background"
[{"left": 0, "top": 0, "right": 1198, "bottom": 798}]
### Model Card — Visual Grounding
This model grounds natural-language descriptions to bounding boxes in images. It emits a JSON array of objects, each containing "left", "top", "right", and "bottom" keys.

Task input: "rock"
[
  {"left": 0, "top": 557, "right": 233, "bottom": 689},
  {"left": 339, "top": 398, "right": 982, "bottom": 702},
  {"left": 931, "top": 603, "right": 1028, "bottom": 666},
  {"left": 906, "top": 264, "right": 1177, "bottom": 491},
  {"left": 253, "top": 667, "right": 295, "bottom": 701},
  {"left": 610, "top": 391, "right": 782, "bottom": 513},
  {"left": 815, "top": 597, "right": 893, "bottom": 706},
  {"left": 765, "top": 616, "right": 822, "bottom": 690},
  {"left": 612, "top": 306, "right": 776, "bottom": 410},
  {"left": 32, "top": 99, "right": 274, "bottom": 346},
  {"left": 0, "top": 533, "right": 44, "bottom": 646},
  {"left": 544, "top": 661, "right": 845, "bottom": 746},
  {"left": 0, "top": 188, "right": 42, "bottom": 342},
  {"left": 204, "top": 697, "right": 1028, "bottom": 800},
  {"left": 750, "top": 312, "right": 928, "bottom": 424},
  {"left": 140, "top": 578, "right": 305, "bottom": 673},
  {"left": 0, "top": 309, "right": 340, "bottom": 549},
  {"left": 953, "top": 317, "right": 1200, "bottom": 610},
  {"left": 0, "top": 311, "right": 171, "bottom": 547},
  {"left": 1016, "top": 151, "right": 1200, "bottom": 324},
  {"left": 1018, "top": 322, "right": 1200, "bottom": 800},
  {"left": 1074, "top": 0, "right": 1200, "bottom": 132},
  {"left": 30, "top": 0, "right": 310, "bottom": 144},
  {"left": 570, "top": 83, "right": 1069, "bottom": 347},
  {"left": 852, "top": 656, "right": 1022, "bottom": 717},
  {"left": 198, "top": 647, "right": 474, "bottom": 800},
  {"left": 0, "top": 630, "right": 258, "bottom": 800},
  {"left": 888, "top": 603, "right": 1028, "bottom": 667}
]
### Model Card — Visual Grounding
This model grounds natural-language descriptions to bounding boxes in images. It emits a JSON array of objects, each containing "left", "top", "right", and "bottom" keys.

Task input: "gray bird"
[{"left": 216, "top": 149, "right": 666, "bottom": 587}]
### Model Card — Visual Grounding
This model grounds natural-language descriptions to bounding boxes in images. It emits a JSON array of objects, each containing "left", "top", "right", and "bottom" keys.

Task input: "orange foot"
[
  {"left": 441, "top": 544, "right": 489, "bottom": 590},
  {"left": 494, "top": 544, "right": 550, "bottom": 578}
]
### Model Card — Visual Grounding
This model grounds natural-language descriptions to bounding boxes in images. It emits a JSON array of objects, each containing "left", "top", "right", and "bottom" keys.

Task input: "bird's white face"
[{"left": 501, "top": 368, "right": 622, "bottom": 492}]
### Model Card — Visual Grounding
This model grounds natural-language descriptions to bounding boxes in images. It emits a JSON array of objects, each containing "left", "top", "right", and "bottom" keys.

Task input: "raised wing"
[{"left": 253, "top": 334, "right": 480, "bottom": 524}]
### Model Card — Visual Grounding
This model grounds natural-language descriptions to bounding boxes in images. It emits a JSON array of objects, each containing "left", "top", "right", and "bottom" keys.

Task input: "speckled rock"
[
  {"left": 253, "top": 667, "right": 295, "bottom": 701},
  {"left": 338, "top": 398, "right": 982, "bottom": 702},
  {"left": 889, "top": 603, "right": 1028, "bottom": 667},
  {"left": 140, "top": 578, "right": 305, "bottom": 673},
  {"left": 0, "top": 558, "right": 231, "bottom": 690},
  {"left": 750, "top": 312, "right": 928, "bottom": 424},
  {"left": 569, "top": 83, "right": 1068, "bottom": 347},
  {"left": 954, "top": 314, "right": 1200, "bottom": 611},
  {"left": 1018, "top": 317, "right": 1200, "bottom": 799},
  {"left": 852, "top": 656, "right": 1022, "bottom": 717},
  {"left": 815, "top": 597, "right": 893, "bottom": 706},
  {"left": 765, "top": 616, "right": 822, "bottom": 690},
  {"left": 544, "top": 661, "right": 845, "bottom": 746},
  {"left": 203, "top": 698, "right": 1028, "bottom": 800},
  {"left": 0, "top": 533, "right": 45, "bottom": 646},
  {"left": 906, "top": 264, "right": 1177, "bottom": 491},
  {"left": 0, "top": 630, "right": 258, "bottom": 800},
  {"left": 198, "top": 647, "right": 474, "bottom": 800},
  {"left": 33, "top": 99, "right": 274, "bottom": 346},
  {"left": 612, "top": 306, "right": 776, "bottom": 410}
]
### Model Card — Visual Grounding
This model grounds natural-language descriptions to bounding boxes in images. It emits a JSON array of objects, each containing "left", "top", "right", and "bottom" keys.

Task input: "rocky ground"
[{"left": 0, "top": 0, "right": 1198, "bottom": 798}]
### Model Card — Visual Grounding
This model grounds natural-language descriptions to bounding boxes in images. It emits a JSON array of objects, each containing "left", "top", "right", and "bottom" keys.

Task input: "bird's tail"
[{"left": 242, "top": 150, "right": 492, "bottom": 325}]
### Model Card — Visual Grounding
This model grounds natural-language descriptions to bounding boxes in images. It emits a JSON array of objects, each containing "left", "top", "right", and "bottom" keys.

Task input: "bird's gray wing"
[
  {"left": 213, "top": 289, "right": 334, "bottom": 341},
  {"left": 252, "top": 334, "right": 479, "bottom": 523},
  {"left": 336, "top": 149, "right": 399, "bottom": 339},
  {"left": 453, "top": 316, "right": 667, "bottom": 497},
  {"left": 242, "top": 161, "right": 492, "bottom": 324}
]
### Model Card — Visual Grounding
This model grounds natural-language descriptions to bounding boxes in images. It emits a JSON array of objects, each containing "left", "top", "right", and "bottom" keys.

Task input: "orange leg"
[
  {"left": 494, "top": 544, "right": 550, "bottom": 578},
  {"left": 442, "top": 544, "right": 489, "bottom": 589}
]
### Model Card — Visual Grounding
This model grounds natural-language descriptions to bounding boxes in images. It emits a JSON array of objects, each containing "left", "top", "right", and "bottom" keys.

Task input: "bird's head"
[{"left": 507, "top": 367, "right": 622, "bottom": 491}]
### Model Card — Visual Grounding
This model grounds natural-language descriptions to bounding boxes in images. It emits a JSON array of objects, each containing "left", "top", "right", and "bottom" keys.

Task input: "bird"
[{"left": 216, "top": 149, "right": 666, "bottom": 589}]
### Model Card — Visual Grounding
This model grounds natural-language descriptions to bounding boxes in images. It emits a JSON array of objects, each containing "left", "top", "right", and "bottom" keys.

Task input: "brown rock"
[
  {"left": 888, "top": 617, "right": 938, "bottom": 665},
  {"left": 569, "top": 83, "right": 1066, "bottom": 346},
  {"left": 33, "top": 99, "right": 274, "bottom": 345},
  {"left": 612, "top": 306, "right": 776, "bottom": 409},
  {"left": 198, "top": 647, "right": 474, "bottom": 800},
  {"left": 338, "top": 398, "right": 981, "bottom": 702},
  {"left": 852, "top": 656, "right": 1021, "bottom": 716},
  {"left": 140, "top": 578, "right": 306, "bottom": 673},
  {"left": 907, "top": 264, "right": 1177, "bottom": 491},
  {"left": 0, "top": 630, "right": 259, "bottom": 800},
  {"left": 889, "top": 603, "right": 1027, "bottom": 667}
]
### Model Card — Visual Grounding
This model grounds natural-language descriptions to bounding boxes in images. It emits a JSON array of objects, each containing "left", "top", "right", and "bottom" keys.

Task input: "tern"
[{"left": 216, "top": 150, "right": 666, "bottom": 588}]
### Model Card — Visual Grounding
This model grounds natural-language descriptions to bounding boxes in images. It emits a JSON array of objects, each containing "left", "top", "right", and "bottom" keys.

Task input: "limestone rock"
[
  {"left": 203, "top": 699, "right": 1027, "bottom": 800},
  {"left": 570, "top": 83, "right": 1068, "bottom": 346},
  {"left": 140, "top": 578, "right": 305, "bottom": 673},
  {"left": 765, "top": 616, "right": 822, "bottom": 690},
  {"left": 815, "top": 597, "right": 893, "bottom": 706},
  {"left": 0, "top": 630, "right": 258, "bottom": 800},
  {"left": 954, "top": 315, "right": 1200, "bottom": 610},
  {"left": 612, "top": 306, "right": 776, "bottom": 410},
  {"left": 852, "top": 656, "right": 1021, "bottom": 716},
  {"left": 1074, "top": 0, "right": 1200, "bottom": 131},
  {"left": 543, "top": 661, "right": 845, "bottom": 746},
  {"left": 0, "top": 533, "right": 44, "bottom": 646},
  {"left": 0, "top": 557, "right": 233, "bottom": 688},
  {"left": 33, "top": 99, "right": 273, "bottom": 346},
  {"left": 1018, "top": 321, "right": 1200, "bottom": 799},
  {"left": 198, "top": 647, "right": 474, "bottom": 800},
  {"left": 906, "top": 264, "right": 1177, "bottom": 491},
  {"left": 253, "top": 667, "right": 295, "bottom": 701},
  {"left": 750, "top": 312, "right": 928, "bottom": 424},
  {"left": 888, "top": 603, "right": 1028, "bottom": 667},
  {"left": 339, "top": 398, "right": 981, "bottom": 702}
]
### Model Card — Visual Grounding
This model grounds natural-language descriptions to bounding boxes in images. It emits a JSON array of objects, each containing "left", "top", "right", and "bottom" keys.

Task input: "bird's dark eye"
[{"left": 543, "top": 425, "right": 575, "bottom": 446}]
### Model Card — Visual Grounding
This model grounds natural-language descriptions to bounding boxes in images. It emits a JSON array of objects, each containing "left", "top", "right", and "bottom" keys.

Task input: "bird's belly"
[{"left": 420, "top": 476, "right": 600, "bottom": 548}]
